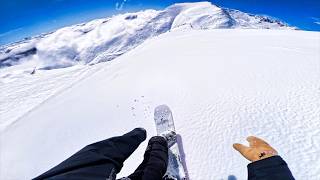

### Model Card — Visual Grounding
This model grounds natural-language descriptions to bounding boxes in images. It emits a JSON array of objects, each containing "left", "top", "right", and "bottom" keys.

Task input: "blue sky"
[{"left": 0, "top": 0, "right": 319, "bottom": 45}]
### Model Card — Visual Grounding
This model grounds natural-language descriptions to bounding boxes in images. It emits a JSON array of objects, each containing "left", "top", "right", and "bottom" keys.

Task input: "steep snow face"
[
  {"left": 171, "top": 2, "right": 236, "bottom": 29},
  {"left": 1, "top": 29, "right": 319, "bottom": 180},
  {"left": 0, "top": 2, "right": 293, "bottom": 71}
]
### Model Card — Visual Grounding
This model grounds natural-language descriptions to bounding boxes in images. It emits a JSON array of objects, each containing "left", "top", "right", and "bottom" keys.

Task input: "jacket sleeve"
[
  {"left": 33, "top": 128, "right": 146, "bottom": 180},
  {"left": 247, "top": 156, "right": 295, "bottom": 180}
]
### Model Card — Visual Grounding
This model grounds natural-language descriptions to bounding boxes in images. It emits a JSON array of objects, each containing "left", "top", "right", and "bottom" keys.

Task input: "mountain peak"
[{"left": 168, "top": 1, "right": 215, "bottom": 9}]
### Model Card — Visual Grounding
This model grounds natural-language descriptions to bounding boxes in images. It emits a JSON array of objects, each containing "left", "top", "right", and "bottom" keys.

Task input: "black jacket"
[{"left": 247, "top": 156, "right": 294, "bottom": 180}]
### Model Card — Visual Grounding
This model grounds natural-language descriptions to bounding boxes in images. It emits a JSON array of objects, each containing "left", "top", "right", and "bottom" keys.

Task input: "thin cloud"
[
  {"left": 0, "top": 28, "right": 23, "bottom": 38},
  {"left": 116, "top": 0, "right": 128, "bottom": 11},
  {"left": 310, "top": 17, "right": 320, "bottom": 25}
]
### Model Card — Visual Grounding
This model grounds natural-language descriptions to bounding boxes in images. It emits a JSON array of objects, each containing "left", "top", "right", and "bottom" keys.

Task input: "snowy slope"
[
  {"left": 1, "top": 29, "right": 319, "bottom": 180},
  {"left": 0, "top": 2, "right": 293, "bottom": 70},
  {"left": 0, "top": 2, "right": 296, "bottom": 132}
]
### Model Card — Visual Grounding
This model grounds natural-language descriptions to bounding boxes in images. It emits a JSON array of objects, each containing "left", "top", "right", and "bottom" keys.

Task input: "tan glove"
[{"left": 233, "top": 136, "right": 278, "bottom": 162}]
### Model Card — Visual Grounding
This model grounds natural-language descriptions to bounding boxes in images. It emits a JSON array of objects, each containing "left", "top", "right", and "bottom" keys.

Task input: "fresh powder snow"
[{"left": 0, "top": 2, "right": 319, "bottom": 180}]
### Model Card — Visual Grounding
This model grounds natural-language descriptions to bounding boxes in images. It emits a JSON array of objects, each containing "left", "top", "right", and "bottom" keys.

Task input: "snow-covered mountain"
[{"left": 0, "top": 2, "right": 294, "bottom": 70}]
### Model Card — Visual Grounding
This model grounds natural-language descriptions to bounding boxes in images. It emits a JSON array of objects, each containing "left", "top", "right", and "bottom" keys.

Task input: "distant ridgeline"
[{"left": 0, "top": 2, "right": 294, "bottom": 70}]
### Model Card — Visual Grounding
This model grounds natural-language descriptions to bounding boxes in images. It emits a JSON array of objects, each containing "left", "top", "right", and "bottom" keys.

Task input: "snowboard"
[{"left": 154, "top": 105, "right": 187, "bottom": 180}]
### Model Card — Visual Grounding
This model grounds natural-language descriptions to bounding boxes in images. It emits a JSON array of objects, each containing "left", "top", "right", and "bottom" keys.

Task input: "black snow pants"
[{"left": 33, "top": 128, "right": 168, "bottom": 180}]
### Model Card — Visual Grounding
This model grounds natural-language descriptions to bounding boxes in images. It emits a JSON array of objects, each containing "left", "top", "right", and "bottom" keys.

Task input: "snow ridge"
[{"left": 0, "top": 2, "right": 294, "bottom": 71}]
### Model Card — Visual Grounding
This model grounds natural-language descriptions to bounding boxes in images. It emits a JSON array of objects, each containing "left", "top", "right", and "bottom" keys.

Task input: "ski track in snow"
[{"left": 0, "top": 29, "right": 320, "bottom": 180}]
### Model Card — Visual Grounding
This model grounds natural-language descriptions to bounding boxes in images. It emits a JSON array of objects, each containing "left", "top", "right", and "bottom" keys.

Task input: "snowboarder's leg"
[
  {"left": 127, "top": 136, "right": 168, "bottom": 180},
  {"left": 34, "top": 128, "right": 146, "bottom": 180}
]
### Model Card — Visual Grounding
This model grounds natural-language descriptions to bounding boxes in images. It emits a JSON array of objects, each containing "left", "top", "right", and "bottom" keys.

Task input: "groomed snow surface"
[{"left": 1, "top": 29, "right": 319, "bottom": 180}]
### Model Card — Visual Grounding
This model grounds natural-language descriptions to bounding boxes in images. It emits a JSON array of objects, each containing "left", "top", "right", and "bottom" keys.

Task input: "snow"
[{"left": 1, "top": 29, "right": 319, "bottom": 180}]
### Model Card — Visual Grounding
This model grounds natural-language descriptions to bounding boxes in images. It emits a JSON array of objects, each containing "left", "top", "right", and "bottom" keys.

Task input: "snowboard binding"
[{"left": 161, "top": 130, "right": 177, "bottom": 147}]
